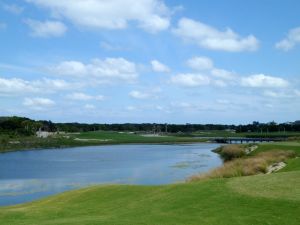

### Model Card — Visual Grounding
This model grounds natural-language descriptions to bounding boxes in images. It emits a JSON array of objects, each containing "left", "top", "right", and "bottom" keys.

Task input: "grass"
[
  {"left": 0, "top": 131, "right": 207, "bottom": 153},
  {"left": 227, "top": 171, "right": 300, "bottom": 201},
  {"left": 213, "top": 144, "right": 247, "bottom": 161},
  {"left": 0, "top": 142, "right": 299, "bottom": 224},
  {"left": 192, "top": 130, "right": 300, "bottom": 138},
  {"left": 74, "top": 131, "right": 206, "bottom": 144}
]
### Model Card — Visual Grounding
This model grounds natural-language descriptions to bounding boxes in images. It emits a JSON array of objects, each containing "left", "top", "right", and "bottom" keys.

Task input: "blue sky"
[{"left": 0, "top": 0, "right": 300, "bottom": 124}]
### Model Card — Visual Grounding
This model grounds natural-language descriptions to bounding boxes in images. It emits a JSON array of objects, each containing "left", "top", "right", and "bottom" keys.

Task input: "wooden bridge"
[{"left": 213, "top": 137, "right": 286, "bottom": 144}]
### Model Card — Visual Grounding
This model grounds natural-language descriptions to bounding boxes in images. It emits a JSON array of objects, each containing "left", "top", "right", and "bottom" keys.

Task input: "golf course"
[{"left": 0, "top": 141, "right": 299, "bottom": 225}]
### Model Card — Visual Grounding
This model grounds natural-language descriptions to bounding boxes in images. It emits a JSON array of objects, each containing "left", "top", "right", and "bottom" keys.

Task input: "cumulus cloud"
[
  {"left": 241, "top": 74, "right": 289, "bottom": 88},
  {"left": 151, "top": 60, "right": 170, "bottom": 73},
  {"left": 129, "top": 90, "right": 150, "bottom": 99},
  {"left": 26, "top": 0, "right": 171, "bottom": 33},
  {"left": 170, "top": 56, "right": 236, "bottom": 88},
  {"left": 3, "top": 4, "right": 24, "bottom": 14},
  {"left": 66, "top": 92, "right": 104, "bottom": 101},
  {"left": 276, "top": 27, "right": 300, "bottom": 51},
  {"left": 0, "top": 77, "right": 37, "bottom": 94},
  {"left": 50, "top": 58, "right": 138, "bottom": 83},
  {"left": 170, "top": 73, "right": 210, "bottom": 87},
  {"left": 0, "top": 77, "right": 71, "bottom": 95},
  {"left": 173, "top": 18, "right": 259, "bottom": 52},
  {"left": 23, "top": 97, "right": 55, "bottom": 110},
  {"left": 24, "top": 19, "right": 67, "bottom": 37},
  {"left": 211, "top": 68, "right": 236, "bottom": 80},
  {"left": 186, "top": 56, "right": 213, "bottom": 71}
]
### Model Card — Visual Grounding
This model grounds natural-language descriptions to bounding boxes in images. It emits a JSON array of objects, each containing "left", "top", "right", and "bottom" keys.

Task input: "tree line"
[{"left": 1, "top": 116, "right": 300, "bottom": 137}]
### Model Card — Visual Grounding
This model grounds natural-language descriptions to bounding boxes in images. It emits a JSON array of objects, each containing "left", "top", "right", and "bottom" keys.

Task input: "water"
[{"left": 0, "top": 143, "right": 221, "bottom": 206}]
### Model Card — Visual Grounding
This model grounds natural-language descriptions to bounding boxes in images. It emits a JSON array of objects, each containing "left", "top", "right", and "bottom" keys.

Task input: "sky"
[{"left": 0, "top": 0, "right": 300, "bottom": 124}]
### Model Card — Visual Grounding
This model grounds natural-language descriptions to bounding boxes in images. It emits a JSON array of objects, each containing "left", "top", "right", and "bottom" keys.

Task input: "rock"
[{"left": 266, "top": 162, "right": 286, "bottom": 174}]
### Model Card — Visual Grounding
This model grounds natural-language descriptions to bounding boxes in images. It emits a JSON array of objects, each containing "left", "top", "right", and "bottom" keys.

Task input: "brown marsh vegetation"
[{"left": 189, "top": 149, "right": 296, "bottom": 181}]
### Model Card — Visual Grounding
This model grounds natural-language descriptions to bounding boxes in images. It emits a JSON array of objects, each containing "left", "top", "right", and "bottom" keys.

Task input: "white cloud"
[
  {"left": 0, "top": 77, "right": 37, "bottom": 94},
  {"left": 170, "top": 56, "right": 236, "bottom": 88},
  {"left": 66, "top": 92, "right": 104, "bottom": 101},
  {"left": 264, "top": 89, "right": 300, "bottom": 98},
  {"left": 52, "top": 61, "right": 87, "bottom": 77},
  {"left": 84, "top": 104, "right": 96, "bottom": 110},
  {"left": 32, "top": 78, "right": 71, "bottom": 91},
  {"left": 173, "top": 17, "right": 259, "bottom": 52},
  {"left": 100, "top": 41, "right": 129, "bottom": 51},
  {"left": 241, "top": 74, "right": 289, "bottom": 88},
  {"left": 26, "top": 0, "right": 171, "bottom": 33},
  {"left": 151, "top": 60, "right": 170, "bottom": 73},
  {"left": 0, "top": 77, "right": 71, "bottom": 95},
  {"left": 23, "top": 97, "right": 55, "bottom": 110},
  {"left": 186, "top": 56, "right": 213, "bottom": 71},
  {"left": 3, "top": 4, "right": 24, "bottom": 14},
  {"left": 263, "top": 90, "right": 288, "bottom": 98},
  {"left": 276, "top": 27, "right": 300, "bottom": 51},
  {"left": 126, "top": 106, "right": 137, "bottom": 111},
  {"left": 51, "top": 58, "right": 138, "bottom": 82},
  {"left": 24, "top": 19, "right": 67, "bottom": 38},
  {"left": 211, "top": 68, "right": 236, "bottom": 80},
  {"left": 129, "top": 90, "right": 151, "bottom": 99},
  {"left": 170, "top": 73, "right": 210, "bottom": 87}
]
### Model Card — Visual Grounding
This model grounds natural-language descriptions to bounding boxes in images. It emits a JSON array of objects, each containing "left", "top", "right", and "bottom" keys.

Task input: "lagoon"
[{"left": 0, "top": 143, "right": 221, "bottom": 206}]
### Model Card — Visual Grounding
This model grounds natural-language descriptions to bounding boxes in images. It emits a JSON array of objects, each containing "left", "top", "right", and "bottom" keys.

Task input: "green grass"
[
  {"left": 74, "top": 131, "right": 205, "bottom": 143},
  {"left": 0, "top": 131, "right": 207, "bottom": 153},
  {"left": 192, "top": 130, "right": 300, "bottom": 138},
  {"left": 227, "top": 171, "right": 300, "bottom": 201}
]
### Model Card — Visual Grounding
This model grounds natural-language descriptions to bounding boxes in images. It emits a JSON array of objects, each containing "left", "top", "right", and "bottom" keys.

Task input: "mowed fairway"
[
  {"left": 1, "top": 143, "right": 299, "bottom": 225},
  {"left": 73, "top": 131, "right": 206, "bottom": 144}
]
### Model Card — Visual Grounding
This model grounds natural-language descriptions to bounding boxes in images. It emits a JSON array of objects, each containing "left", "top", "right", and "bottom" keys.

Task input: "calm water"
[{"left": 0, "top": 143, "right": 221, "bottom": 206}]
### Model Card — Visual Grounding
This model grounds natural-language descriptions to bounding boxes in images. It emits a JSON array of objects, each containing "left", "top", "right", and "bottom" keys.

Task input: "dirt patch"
[{"left": 74, "top": 138, "right": 112, "bottom": 142}]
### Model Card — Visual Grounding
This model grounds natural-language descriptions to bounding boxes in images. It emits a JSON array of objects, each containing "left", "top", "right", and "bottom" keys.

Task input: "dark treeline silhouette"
[{"left": 1, "top": 116, "right": 300, "bottom": 136}]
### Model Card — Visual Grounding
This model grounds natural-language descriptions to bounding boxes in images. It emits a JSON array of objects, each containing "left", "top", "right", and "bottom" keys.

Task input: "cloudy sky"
[{"left": 0, "top": 0, "right": 300, "bottom": 124}]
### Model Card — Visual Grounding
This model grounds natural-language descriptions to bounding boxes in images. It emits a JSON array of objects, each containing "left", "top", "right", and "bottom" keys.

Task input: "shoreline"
[{"left": 0, "top": 137, "right": 211, "bottom": 154}]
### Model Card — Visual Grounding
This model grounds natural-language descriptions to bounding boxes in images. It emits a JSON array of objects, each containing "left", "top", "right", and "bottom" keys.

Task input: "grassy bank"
[
  {"left": 0, "top": 131, "right": 207, "bottom": 153},
  {"left": 0, "top": 142, "right": 299, "bottom": 224}
]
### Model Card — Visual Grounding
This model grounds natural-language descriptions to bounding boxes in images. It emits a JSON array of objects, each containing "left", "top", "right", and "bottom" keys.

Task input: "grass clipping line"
[{"left": 188, "top": 150, "right": 296, "bottom": 181}]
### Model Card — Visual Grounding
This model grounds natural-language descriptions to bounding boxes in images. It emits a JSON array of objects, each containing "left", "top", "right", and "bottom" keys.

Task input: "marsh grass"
[
  {"left": 213, "top": 144, "right": 246, "bottom": 161},
  {"left": 189, "top": 150, "right": 296, "bottom": 181}
]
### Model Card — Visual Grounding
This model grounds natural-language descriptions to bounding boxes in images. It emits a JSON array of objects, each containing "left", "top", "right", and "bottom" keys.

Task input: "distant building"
[
  {"left": 36, "top": 131, "right": 53, "bottom": 138},
  {"left": 36, "top": 128, "right": 58, "bottom": 138}
]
